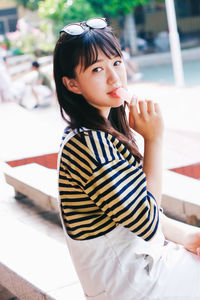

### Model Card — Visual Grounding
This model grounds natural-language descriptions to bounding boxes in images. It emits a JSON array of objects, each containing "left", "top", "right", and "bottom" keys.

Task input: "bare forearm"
[
  {"left": 129, "top": 100, "right": 164, "bottom": 207},
  {"left": 160, "top": 213, "right": 200, "bottom": 255},
  {"left": 143, "top": 138, "right": 163, "bottom": 207},
  {"left": 160, "top": 213, "right": 195, "bottom": 245}
]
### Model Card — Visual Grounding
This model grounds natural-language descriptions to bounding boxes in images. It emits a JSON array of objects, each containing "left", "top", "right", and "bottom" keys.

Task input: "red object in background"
[
  {"left": 171, "top": 163, "right": 200, "bottom": 180},
  {"left": 1, "top": 44, "right": 7, "bottom": 50},
  {"left": 6, "top": 153, "right": 200, "bottom": 180},
  {"left": 7, "top": 153, "right": 58, "bottom": 170}
]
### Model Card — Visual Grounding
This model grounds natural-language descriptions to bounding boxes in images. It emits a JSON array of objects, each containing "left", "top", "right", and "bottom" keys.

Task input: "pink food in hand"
[
  {"left": 197, "top": 248, "right": 200, "bottom": 256},
  {"left": 116, "top": 88, "right": 132, "bottom": 104}
]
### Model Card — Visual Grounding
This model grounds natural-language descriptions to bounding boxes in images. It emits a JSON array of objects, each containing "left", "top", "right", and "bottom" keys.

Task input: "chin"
[{"left": 112, "top": 99, "right": 124, "bottom": 108}]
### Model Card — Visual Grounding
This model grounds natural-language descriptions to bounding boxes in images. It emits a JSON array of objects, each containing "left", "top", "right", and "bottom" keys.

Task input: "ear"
[{"left": 62, "top": 76, "right": 82, "bottom": 95}]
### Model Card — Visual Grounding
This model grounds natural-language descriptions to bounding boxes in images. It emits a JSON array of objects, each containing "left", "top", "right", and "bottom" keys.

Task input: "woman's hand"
[
  {"left": 183, "top": 230, "right": 200, "bottom": 256},
  {"left": 129, "top": 99, "right": 164, "bottom": 142}
]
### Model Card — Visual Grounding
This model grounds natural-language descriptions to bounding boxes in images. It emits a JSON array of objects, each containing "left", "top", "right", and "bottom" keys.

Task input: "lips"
[{"left": 107, "top": 87, "right": 121, "bottom": 98}]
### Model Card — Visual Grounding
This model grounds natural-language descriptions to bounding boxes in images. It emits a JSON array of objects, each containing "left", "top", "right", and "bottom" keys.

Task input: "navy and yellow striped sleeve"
[{"left": 64, "top": 130, "right": 159, "bottom": 241}]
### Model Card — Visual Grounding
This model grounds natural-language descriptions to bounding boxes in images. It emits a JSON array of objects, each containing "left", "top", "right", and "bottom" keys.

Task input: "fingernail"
[
  {"left": 131, "top": 95, "right": 137, "bottom": 105},
  {"left": 131, "top": 99, "right": 136, "bottom": 105},
  {"left": 196, "top": 248, "right": 200, "bottom": 256}
]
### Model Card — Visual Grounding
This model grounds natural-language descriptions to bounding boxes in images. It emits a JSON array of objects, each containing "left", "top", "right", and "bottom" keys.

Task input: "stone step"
[
  {"left": 3, "top": 163, "right": 59, "bottom": 213},
  {"left": 0, "top": 216, "right": 85, "bottom": 300},
  {"left": 162, "top": 170, "right": 200, "bottom": 225}
]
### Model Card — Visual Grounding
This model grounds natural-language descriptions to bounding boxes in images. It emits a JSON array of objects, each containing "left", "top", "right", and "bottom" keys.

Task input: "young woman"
[{"left": 54, "top": 18, "right": 200, "bottom": 300}]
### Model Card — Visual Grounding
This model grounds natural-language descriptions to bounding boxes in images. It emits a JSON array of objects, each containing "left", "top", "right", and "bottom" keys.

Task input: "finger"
[
  {"left": 129, "top": 99, "right": 139, "bottom": 127},
  {"left": 138, "top": 101, "right": 148, "bottom": 119},
  {"left": 129, "top": 95, "right": 137, "bottom": 107},
  {"left": 129, "top": 101, "right": 139, "bottom": 119},
  {"left": 154, "top": 102, "right": 161, "bottom": 114},
  {"left": 129, "top": 110, "right": 134, "bottom": 127},
  {"left": 146, "top": 100, "right": 155, "bottom": 114},
  {"left": 197, "top": 248, "right": 200, "bottom": 256}
]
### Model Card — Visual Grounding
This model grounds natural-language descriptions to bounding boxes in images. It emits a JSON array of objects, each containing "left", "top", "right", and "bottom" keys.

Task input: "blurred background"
[{"left": 0, "top": 0, "right": 200, "bottom": 85}]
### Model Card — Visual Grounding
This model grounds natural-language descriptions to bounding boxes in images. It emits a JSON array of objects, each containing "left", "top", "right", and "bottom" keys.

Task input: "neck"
[{"left": 99, "top": 107, "right": 111, "bottom": 119}]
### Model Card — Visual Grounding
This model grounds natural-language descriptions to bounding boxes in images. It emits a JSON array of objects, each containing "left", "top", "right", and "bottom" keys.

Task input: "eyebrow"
[{"left": 90, "top": 59, "right": 103, "bottom": 66}]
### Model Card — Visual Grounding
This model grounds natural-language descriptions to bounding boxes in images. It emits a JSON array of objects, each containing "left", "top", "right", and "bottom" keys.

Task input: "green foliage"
[
  {"left": 66, "top": 0, "right": 100, "bottom": 21},
  {"left": 38, "top": 0, "right": 149, "bottom": 38},
  {"left": 39, "top": 0, "right": 100, "bottom": 35},
  {"left": 39, "top": 0, "right": 98, "bottom": 23},
  {"left": 39, "top": 0, "right": 149, "bottom": 23},
  {"left": 87, "top": 0, "right": 149, "bottom": 16},
  {"left": 14, "top": 0, "right": 44, "bottom": 10}
]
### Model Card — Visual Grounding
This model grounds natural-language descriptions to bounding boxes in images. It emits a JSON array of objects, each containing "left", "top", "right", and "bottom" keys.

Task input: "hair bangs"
[{"left": 79, "top": 28, "right": 122, "bottom": 71}]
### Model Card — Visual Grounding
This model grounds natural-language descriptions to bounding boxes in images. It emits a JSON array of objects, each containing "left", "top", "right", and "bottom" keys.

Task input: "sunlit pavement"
[{"left": 0, "top": 101, "right": 64, "bottom": 162}]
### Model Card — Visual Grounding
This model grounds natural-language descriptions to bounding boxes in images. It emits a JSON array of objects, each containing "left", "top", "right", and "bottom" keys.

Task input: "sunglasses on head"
[{"left": 60, "top": 17, "right": 107, "bottom": 36}]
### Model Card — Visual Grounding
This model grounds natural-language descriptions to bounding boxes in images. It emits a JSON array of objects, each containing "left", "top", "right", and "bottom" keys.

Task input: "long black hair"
[{"left": 54, "top": 25, "right": 142, "bottom": 160}]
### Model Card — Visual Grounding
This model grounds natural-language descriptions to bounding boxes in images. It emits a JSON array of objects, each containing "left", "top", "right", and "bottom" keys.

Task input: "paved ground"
[{"left": 0, "top": 81, "right": 200, "bottom": 299}]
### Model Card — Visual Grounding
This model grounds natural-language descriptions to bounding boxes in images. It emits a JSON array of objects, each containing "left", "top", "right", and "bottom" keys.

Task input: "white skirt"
[{"left": 63, "top": 224, "right": 200, "bottom": 300}]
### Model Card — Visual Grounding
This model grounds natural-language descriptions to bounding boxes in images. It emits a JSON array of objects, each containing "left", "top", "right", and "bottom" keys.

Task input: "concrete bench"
[
  {"left": 7, "top": 54, "right": 33, "bottom": 65},
  {"left": 7, "top": 54, "right": 34, "bottom": 67},
  {"left": 162, "top": 170, "right": 200, "bottom": 225},
  {"left": 3, "top": 162, "right": 200, "bottom": 225},
  {"left": 7, "top": 54, "right": 53, "bottom": 77},
  {"left": 3, "top": 163, "right": 59, "bottom": 213},
  {"left": 0, "top": 216, "right": 85, "bottom": 300}
]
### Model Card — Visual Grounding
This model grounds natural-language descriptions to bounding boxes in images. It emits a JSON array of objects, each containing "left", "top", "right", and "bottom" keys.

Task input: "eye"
[
  {"left": 92, "top": 67, "right": 102, "bottom": 72},
  {"left": 114, "top": 60, "right": 122, "bottom": 66}
]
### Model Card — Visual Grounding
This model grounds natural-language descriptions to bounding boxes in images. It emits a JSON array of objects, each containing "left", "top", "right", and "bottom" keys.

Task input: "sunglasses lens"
[
  {"left": 86, "top": 18, "right": 107, "bottom": 29},
  {"left": 60, "top": 18, "right": 107, "bottom": 36},
  {"left": 62, "top": 24, "right": 84, "bottom": 35}
]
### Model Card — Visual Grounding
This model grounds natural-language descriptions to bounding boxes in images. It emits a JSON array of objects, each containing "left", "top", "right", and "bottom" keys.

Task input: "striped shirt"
[{"left": 59, "top": 127, "right": 159, "bottom": 241}]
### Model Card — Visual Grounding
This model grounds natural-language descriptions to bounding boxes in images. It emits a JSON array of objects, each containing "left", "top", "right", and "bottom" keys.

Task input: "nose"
[{"left": 107, "top": 67, "right": 119, "bottom": 85}]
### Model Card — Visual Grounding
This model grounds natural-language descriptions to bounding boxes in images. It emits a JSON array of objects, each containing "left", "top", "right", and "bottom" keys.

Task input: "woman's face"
[{"left": 73, "top": 50, "right": 128, "bottom": 118}]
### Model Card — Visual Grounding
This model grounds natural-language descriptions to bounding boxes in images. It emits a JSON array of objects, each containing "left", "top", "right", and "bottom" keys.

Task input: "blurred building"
[
  {"left": 0, "top": 0, "right": 40, "bottom": 35},
  {"left": 0, "top": 0, "right": 18, "bottom": 34},
  {"left": 135, "top": 0, "right": 200, "bottom": 50}
]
